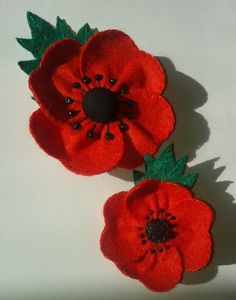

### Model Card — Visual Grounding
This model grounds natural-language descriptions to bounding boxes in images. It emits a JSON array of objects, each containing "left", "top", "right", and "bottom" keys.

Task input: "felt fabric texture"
[
  {"left": 133, "top": 144, "right": 198, "bottom": 187},
  {"left": 29, "top": 30, "right": 175, "bottom": 175},
  {"left": 100, "top": 179, "right": 214, "bottom": 292},
  {"left": 17, "top": 12, "right": 95, "bottom": 74}
]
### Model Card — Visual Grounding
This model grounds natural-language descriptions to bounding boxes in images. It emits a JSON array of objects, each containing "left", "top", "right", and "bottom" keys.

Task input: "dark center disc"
[
  {"left": 145, "top": 219, "right": 171, "bottom": 243},
  {"left": 81, "top": 87, "right": 119, "bottom": 123}
]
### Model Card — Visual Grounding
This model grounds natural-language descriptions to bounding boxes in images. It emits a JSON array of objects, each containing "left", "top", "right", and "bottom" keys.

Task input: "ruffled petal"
[
  {"left": 113, "top": 51, "right": 166, "bottom": 95},
  {"left": 101, "top": 192, "right": 147, "bottom": 264},
  {"left": 119, "top": 247, "right": 182, "bottom": 292},
  {"left": 29, "top": 39, "right": 82, "bottom": 122},
  {"left": 126, "top": 180, "right": 160, "bottom": 222},
  {"left": 29, "top": 109, "right": 66, "bottom": 159},
  {"left": 118, "top": 120, "right": 158, "bottom": 169},
  {"left": 80, "top": 30, "right": 139, "bottom": 88},
  {"left": 170, "top": 200, "right": 213, "bottom": 271},
  {"left": 171, "top": 199, "right": 214, "bottom": 231},
  {"left": 61, "top": 121, "right": 124, "bottom": 175},
  {"left": 125, "top": 92, "right": 175, "bottom": 144},
  {"left": 173, "top": 230, "right": 212, "bottom": 271}
]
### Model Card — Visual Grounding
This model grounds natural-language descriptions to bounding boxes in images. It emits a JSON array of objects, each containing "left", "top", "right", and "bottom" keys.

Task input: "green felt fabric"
[
  {"left": 133, "top": 144, "right": 198, "bottom": 189},
  {"left": 17, "top": 11, "right": 95, "bottom": 74}
]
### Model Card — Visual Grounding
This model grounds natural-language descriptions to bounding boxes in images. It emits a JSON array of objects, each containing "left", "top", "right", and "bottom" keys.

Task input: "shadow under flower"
[
  {"left": 182, "top": 158, "right": 235, "bottom": 284},
  {"left": 110, "top": 57, "right": 210, "bottom": 181}
]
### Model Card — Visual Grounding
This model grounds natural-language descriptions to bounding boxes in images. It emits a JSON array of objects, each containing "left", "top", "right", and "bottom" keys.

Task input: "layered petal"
[
  {"left": 61, "top": 122, "right": 124, "bottom": 175},
  {"left": 101, "top": 192, "right": 146, "bottom": 264},
  {"left": 30, "top": 109, "right": 124, "bottom": 175},
  {"left": 80, "top": 30, "right": 139, "bottom": 87},
  {"left": 172, "top": 199, "right": 214, "bottom": 231},
  {"left": 127, "top": 92, "right": 175, "bottom": 144},
  {"left": 118, "top": 120, "right": 159, "bottom": 169},
  {"left": 119, "top": 247, "right": 182, "bottom": 292},
  {"left": 173, "top": 230, "right": 212, "bottom": 271},
  {"left": 29, "top": 39, "right": 82, "bottom": 122},
  {"left": 113, "top": 51, "right": 166, "bottom": 96},
  {"left": 29, "top": 109, "right": 67, "bottom": 159}
]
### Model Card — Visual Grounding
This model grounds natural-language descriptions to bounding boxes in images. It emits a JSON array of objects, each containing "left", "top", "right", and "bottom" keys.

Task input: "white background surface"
[{"left": 0, "top": 0, "right": 236, "bottom": 299}]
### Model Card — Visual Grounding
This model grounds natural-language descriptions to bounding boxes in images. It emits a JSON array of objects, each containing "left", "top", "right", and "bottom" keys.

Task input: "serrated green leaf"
[
  {"left": 133, "top": 170, "right": 145, "bottom": 185},
  {"left": 17, "top": 12, "right": 97, "bottom": 75},
  {"left": 133, "top": 144, "right": 198, "bottom": 189},
  {"left": 16, "top": 38, "right": 34, "bottom": 53},
  {"left": 18, "top": 59, "right": 40, "bottom": 74},
  {"left": 26, "top": 11, "right": 57, "bottom": 58},
  {"left": 76, "top": 23, "right": 94, "bottom": 44},
  {"left": 56, "top": 16, "right": 76, "bottom": 39}
]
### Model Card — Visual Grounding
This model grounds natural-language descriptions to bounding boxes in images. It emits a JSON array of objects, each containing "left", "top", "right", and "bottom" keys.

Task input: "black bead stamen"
[
  {"left": 82, "top": 76, "right": 91, "bottom": 84},
  {"left": 68, "top": 110, "right": 78, "bottom": 117},
  {"left": 120, "top": 85, "right": 128, "bottom": 94},
  {"left": 87, "top": 125, "right": 96, "bottom": 139},
  {"left": 140, "top": 234, "right": 145, "bottom": 238},
  {"left": 95, "top": 74, "right": 103, "bottom": 81},
  {"left": 109, "top": 78, "right": 117, "bottom": 85},
  {"left": 149, "top": 210, "right": 154, "bottom": 215},
  {"left": 105, "top": 131, "right": 113, "bottom": 140},
  {"left": 65, "top": 97, "right": 73, "bottom": 105},
  {"left": 165, "top": 245, "right": 171, "bottom": 249},
  {"left": 72, "top": 82, "right": 81, "bottom": 88},
  {"left": 142, "top": 240, "right": 147, "bottom": 245},
  {"left": 145, "top": 215, "right": 150, "bottom": 220},
  {"left": 71, "top": 122, "right": 81, "bottom": 130},
  {"left": 158, "top": 247, "right": 163, "bottom": 252},
  {"left": 150, "top": 248, "right": 155, "bottom": 254},
  {"left": 119, "top": 122, "right": 128, "bottom": 131}
]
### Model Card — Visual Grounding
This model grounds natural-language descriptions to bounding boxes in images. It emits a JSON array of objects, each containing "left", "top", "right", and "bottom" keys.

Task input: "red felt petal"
[
  {"left": 157, "top": 182, "right": 194, "bottom": 209},
  {"left": 173, "top": 230, "right": 212, "bottom": 271},
  {"left": 119, "top": 247, "right": 182, "bottom": 292},
  {"left": 126, "top": 179, "right": 160, "bottom": 222},
  {"left": 60, "top": 122, "right": 124, "bottom": 175},
  {"left": 29, "top": 39, "right": 81, "bottom": 122},
  {"left": 129, "top": 93, "right": 175, "bottom": 144},
  {"left": 29, "top": 109, "right": 66, "bottom": 159},
  {"left": 80, "top": 30, "right": 139, "bottom": 86},
  {"left": 113, "top": 51, "right": 166, "bottom": 95},
  {"left": 118, "top": 120, "right": 158, "bottom": 169},
  {"left": 172, "top": 199, "right": 214, "bottom": 231},
  {"left": 51, "top": 54, "right": 84, "bottom": 101},
  {"left": 101, "top": 192, "right": 146, "bottom": 264}
]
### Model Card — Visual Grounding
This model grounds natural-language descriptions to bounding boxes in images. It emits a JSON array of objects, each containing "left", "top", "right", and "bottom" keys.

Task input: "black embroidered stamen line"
[
  {"left": 104, "top": 123, "right": 113, "bottom": 140},
  {"left": 119, "top": 112, "right": 132, "bottom": 119},
  {"left": 82, "top": 76, "right": 91, "bottom": 85},
  {"left": 119, "top": 100, "right": 134, "bottom": 107},
  {"left": 87, "top": 124, "right": 96, "bottom": 139}
]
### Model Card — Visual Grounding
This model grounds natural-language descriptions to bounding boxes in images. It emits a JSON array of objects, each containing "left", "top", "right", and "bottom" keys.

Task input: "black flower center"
[
  {"left": 145, "top": 219, "right": 171, "bottom": 243},
  {"left": 81, "top": 87, "right": 119, "bottom": 124}
]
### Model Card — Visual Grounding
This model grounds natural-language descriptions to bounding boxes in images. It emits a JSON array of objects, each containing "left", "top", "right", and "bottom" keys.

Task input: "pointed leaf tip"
[{"left": 133, "top": 144, "right": 198, "bottom": 189}]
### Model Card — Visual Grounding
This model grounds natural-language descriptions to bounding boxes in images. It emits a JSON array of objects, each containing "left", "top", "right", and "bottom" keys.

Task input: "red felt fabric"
[
  {"left": 29, "top": 30, "right": 175, "bottom": 175},
  {"left": 100, "top": 179, "right": 214, "bottom": 291},
  {"left": 30, "top": 111, "right": 124, "bottom": 175}
]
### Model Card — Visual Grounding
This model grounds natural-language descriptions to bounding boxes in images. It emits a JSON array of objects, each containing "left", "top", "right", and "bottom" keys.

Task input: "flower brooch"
[
  {"left": 100, "top": 145, "right": 213, "bottom": 291},
  {"left": 17, "top": 12, "right": 214, "bottom": 292},
  {"left": 17, "top": 12, "right": 174, "bottom": 175}
]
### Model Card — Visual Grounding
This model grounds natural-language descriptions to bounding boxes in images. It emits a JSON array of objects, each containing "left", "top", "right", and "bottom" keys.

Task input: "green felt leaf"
[
  {"left": 56, "top": 16, "right": 76, "bottom": 39},
  {"left": 76, "top": 23, "right": 95, "bottom": 44},
  {"left": 133, "top": 144, "right": 198, "bottom": 189},
  {"left": 17, "top": 12, "right": 97, "bottom": 75},
  {"left": 18, "top": 59, "right": 40, "bottom": 75}
]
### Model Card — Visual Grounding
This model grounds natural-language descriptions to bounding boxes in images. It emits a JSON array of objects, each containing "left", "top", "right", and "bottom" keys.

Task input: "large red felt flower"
[
  {"left": 29, "top": 30, "right": 175, "bottom": 175},
  {"left": 100, "top": 179, "right": 213, "bottom": 291}
]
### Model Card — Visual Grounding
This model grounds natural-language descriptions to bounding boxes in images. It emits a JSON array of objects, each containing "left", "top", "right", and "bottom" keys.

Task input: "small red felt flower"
[
  {"left": 28, "top": 29, "right": 175, "bottom": 175},
  {"left": 100, "top": 179, "right": 213, "bottom": 291},
  {"left": 100, "top": 146, "right": 214, "bottom": 292}
]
